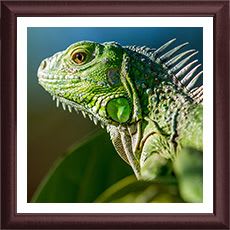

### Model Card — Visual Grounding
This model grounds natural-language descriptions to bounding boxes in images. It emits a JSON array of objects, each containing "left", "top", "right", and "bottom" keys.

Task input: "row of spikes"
[
  {"left": 51, "top": 95, "right": 106, "bottom": 129},
  {"left": 153, "top": 39, "right": 203, "bottom": 103},
  {"left": 127, "top": 39, "right": 203, "bottom": 103}
]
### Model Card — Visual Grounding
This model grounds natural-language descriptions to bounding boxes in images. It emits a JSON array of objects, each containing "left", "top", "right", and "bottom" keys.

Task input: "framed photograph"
[{"left": 1, "top": 1, "right": 229, "bottom": 229}]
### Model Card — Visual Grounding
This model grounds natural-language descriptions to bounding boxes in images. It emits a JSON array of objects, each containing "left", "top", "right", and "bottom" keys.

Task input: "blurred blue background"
[{"left": 27, "top": 27, "right": 203, "bottom": 201}]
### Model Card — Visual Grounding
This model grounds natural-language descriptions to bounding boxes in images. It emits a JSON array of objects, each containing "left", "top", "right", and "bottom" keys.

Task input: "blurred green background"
[{"left": 27, "top": 27, "right": 203, "bottom": 202}]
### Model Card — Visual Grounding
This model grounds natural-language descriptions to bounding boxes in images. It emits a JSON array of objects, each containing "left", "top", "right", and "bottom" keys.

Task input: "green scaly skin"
[{"left": 38, "top": 40, "right": 203, "bottom": 202}]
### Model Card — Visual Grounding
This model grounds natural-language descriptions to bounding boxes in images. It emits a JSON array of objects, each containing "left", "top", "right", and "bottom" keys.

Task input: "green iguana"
[{"left": 37, "top": 39, "right": 203, "bottom": 202}]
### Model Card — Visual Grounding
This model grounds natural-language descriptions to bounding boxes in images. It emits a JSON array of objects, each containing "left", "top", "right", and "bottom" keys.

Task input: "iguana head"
[
  {"left": 38, "top": 39, "right": 202, "bottom": 129},
  {"left": 38, "top": 41, "right": 140, "bottom": 128}
]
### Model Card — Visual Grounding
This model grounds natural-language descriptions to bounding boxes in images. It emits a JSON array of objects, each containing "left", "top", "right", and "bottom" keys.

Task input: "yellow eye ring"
[{"left": 71, "top": 51, "right": 87, "bottom": 64}]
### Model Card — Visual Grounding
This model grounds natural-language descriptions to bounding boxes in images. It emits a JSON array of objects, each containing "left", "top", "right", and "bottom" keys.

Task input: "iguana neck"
[
  {"left": 107, "top": 53, "right": 196, "bottom": 179},
  {"left": 107, "top": 80, "right": 194, "bottom": 179}
]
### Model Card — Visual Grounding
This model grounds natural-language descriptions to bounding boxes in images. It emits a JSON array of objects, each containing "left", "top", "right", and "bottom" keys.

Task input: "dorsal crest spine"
[{"left": 126, "top": 39, "right": 203, "bottom": 103}]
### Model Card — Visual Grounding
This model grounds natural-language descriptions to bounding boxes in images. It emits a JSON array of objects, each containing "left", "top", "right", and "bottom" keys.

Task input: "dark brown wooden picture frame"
[{"left": 1, "top": 0, "right": 229, "bottom": 229}]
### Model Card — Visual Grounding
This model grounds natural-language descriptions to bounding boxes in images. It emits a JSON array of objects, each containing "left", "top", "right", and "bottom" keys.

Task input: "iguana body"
[{"left": 38, "top": 39, "right": 203, "bottom": 202}]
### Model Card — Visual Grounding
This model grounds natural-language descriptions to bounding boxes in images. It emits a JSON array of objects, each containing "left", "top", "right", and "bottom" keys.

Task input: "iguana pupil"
[{"left": 72, "top": 52, "right": 86, "bottom": 64}]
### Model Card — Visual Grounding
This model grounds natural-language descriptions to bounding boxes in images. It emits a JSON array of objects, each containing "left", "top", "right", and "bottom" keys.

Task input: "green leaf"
[
  {"left": 173, "top": 147, "right": 203, "bottom": 202},
  {"left": 31, "top": 130, "right": 133, "bottom": 203},
  {"left": 95, "top": 175, "right": 184, "bottom": 203}
]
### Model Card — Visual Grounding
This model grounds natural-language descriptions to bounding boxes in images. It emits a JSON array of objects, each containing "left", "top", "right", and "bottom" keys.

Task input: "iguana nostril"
[{"left": 40, "top": 60, "right": 47, "bottom": 70}]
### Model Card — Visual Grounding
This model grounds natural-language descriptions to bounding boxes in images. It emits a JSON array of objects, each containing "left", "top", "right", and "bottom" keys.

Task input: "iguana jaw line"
[{"left": 38, "top": 76, "right": 110, "bottom": 128}]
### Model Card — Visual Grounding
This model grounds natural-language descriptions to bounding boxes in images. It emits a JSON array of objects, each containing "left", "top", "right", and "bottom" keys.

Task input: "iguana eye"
[{"left": 71, "top": 52, "right": 87, "bottom": 64}]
